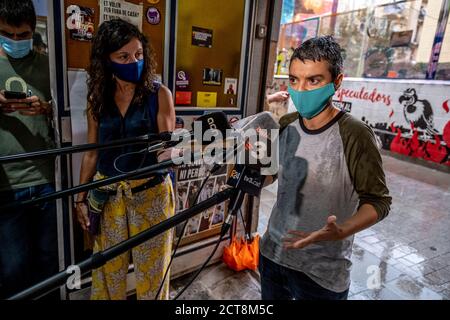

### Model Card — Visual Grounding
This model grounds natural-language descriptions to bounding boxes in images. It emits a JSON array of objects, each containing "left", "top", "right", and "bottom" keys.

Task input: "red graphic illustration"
[
  {"left": 424, "top": 135, "right": 447, "bottom": 163},
  {"left": 443, "top": 99, "right": 449, "bottom": 113}
]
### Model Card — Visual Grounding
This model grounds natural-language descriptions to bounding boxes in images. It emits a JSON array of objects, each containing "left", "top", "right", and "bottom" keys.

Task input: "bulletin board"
[
  {"left": 64, "top": 0, "right": 166, "bottom": 76},
  {"left": 174, "top": 0, "right": 245, "bottom": 109}
]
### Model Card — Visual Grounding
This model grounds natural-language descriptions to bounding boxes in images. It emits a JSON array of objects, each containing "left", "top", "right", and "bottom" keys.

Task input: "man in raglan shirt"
[
  {"left": 0, "top": 0, "right": 57, "bottom": 298},
  {"left": 260, "top": 36, "right": 392, "bottom": 300}
]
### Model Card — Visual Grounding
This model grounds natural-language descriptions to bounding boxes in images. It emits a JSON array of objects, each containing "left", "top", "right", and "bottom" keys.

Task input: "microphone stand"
[
  {"left": 8, "top": 165, "right": 265, "bottom": 300},
  {"left": 0, "top": 150, "right": 203, "bottom": 211},
  {"left": 0, "top": 134, "right": 165, "bottom": 164},
  {"left": 8, "top": 187, "right": 237, "bottom": 300}
]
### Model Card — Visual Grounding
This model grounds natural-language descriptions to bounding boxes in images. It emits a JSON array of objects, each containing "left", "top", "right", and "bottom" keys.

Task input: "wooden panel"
[
  {"left": 64, "top": 0, "right": 165, "bottom": 74},
  {"left": 176, "top": 0, "right": 245, "bottom": 108}
]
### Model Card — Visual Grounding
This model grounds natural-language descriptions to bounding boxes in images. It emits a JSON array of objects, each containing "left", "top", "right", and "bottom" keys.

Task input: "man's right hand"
[
  {"left": 75, "top": 201, "right": 90, "bottom": 231},
  {"left": 0, "top": 90, "right": 16, "bottom": 113}
]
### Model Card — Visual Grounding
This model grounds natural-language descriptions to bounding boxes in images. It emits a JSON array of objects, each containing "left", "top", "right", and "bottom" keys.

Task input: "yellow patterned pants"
[{"left": 90, "top": 173, "right": 174, "bottom": 300}]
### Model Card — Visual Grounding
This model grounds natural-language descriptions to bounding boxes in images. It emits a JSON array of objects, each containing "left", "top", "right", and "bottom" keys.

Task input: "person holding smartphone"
[{"left": 0, "top": 0, "right": 57, "bottom": 299}]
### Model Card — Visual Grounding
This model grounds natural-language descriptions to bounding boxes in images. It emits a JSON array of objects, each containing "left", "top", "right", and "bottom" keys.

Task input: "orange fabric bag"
[{"left": 223, "top": 234, "right": 260, "bottom": 271}]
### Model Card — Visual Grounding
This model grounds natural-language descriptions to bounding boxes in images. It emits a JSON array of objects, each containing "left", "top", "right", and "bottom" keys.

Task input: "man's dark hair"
[
  {"left": 290, "top": 35, "right": 343, "bottom": 80},
  {"left": 0, "top": 0, "right": 37, "bottom": 31}
]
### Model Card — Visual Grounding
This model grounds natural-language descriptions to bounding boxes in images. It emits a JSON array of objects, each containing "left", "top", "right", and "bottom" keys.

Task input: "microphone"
[
  {"left": 231, "top": 111, "right": 280, "bottom": 132},
  {"left": 171, "top": 111, "right": 231, "bottom": 147},
  {"left": 158, "top": 111, "right": 231, "bottom": 148},
  {"left": 218, "top": 112, "right": 280, "bottom": 235},
  {"left": 220, "top": 164, "right": 266, "bottom": 236},
  {"left": 230, "top": 111, "right": 280, "bottom": 175},
  {"left": 114, "top": 112, "right": 231, "bottom": 171}
]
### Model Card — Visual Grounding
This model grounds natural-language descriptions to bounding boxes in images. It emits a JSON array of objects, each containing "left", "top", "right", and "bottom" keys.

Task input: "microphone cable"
[
  {"left": 173, "top": 225, "right": 225, "bottom": 300},
  {"left": 154, "top": 164, "right": 220, "bottom": 300},
  {"left": 172, "top": 206, "right": 248, "bottom": 300},
  {"left": 113, "top": 147, "right": 149, "bottom": 174}
]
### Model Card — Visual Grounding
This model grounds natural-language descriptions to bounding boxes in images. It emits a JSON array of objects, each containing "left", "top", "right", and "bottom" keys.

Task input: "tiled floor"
[{"left": 171, "top": 155, "right": 450, "bottom": 300}]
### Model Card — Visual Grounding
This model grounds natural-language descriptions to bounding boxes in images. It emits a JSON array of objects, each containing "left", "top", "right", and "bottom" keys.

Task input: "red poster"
[{"left": 176, "top": 91, "right": 192, "bottom": 105}]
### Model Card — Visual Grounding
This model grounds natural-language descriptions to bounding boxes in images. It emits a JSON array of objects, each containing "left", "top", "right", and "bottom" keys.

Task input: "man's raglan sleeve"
[{"left": 339, "top": 115, "right": 392, "bottom": 222}]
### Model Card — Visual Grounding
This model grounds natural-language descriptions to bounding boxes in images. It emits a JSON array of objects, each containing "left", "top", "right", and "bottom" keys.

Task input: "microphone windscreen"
[
  {"left": 232, "top": 111, "right": 280, "bottom": 132},
  {"left": 232, "top": 112, "right": 279, "bottom": 172}
]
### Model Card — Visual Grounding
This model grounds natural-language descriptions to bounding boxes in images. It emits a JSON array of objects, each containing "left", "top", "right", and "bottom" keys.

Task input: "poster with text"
[
  {"left": 175, "top": 160, "right": 229, "bottom": 246},
  {"left": 100, "top": 0, "right": 143, "bottom": 30}
]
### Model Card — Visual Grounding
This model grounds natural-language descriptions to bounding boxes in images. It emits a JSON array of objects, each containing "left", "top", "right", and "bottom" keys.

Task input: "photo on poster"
[
  {"left": 211, "top": 203, "right": 225, "bottom": 226},
  {"left": 224, "top": 78, "right": 238, "bottom": 95},
  {"left": 184, "top": 216, "right": 201, "bottom": 236},
  {"left": 197, "top": 177, "right": 216, "bottom": 203},
  {"left": 198, "top": 209, "right": 215, "bottom": 232},
  {"left": 176, "top": 181, "right": 189, "bottom": 211},
  {"left": 186, "top": 179, "right": 203, "bottom": 208},
  {"left": 214, "top": 175, "right": 227, "bottom": 193},
  {"left": 203, "top": 68, "right": 222, "bottom": 86},
  {"left": 65, "top": 5, "right": 95, "bottom": 41},
  {"left": 175, "top": 222, "right": 184, "bottom": 239},
  {"left": 192, "top": 26, "right": 213, "bottom": 48}
]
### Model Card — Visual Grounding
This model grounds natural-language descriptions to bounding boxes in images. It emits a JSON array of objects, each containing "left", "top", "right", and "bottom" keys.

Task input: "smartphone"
[{"left": 4, "top": 90, "right": 27, "bottom": 100}]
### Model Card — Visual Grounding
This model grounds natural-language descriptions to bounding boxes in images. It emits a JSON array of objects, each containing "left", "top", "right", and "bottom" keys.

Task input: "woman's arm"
[
  {"left": 156, "top": 85, "right": 176, "bottom": 161},
  {"left": 75, "top": 107, "right": 99, "bottom": 230},
  {"left": 157, "top": 84, "right": 176, "bottom": 133}
]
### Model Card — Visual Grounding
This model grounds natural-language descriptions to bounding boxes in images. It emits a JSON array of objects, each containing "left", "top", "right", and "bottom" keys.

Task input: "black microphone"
[
  {"left": 220, "top": 164, "right": 266, "bottom": 236},
  {"left": 188, "top": 111, "right": 231, "bottom": 145},
  {"left": 121, "top": 112, "right": 232, "bottom": 159}
]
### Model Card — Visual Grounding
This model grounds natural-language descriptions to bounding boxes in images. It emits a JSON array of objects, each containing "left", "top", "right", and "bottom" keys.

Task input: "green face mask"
[{"left": 288, "top": 82, "right": 336, "bottom": 119}]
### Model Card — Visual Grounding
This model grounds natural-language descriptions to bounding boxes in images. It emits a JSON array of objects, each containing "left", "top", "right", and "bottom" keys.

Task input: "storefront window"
[
  {"left": 275, "top": 0, "right": 448, "bottom": 80},
  {"left": 318, "top": 9, "right": 367, "bottom": 77},
  {"left": 361, "top": 0, "right": 433, "bottom": 79},
  {"left": 435, "top": 5, "right": 450, "bottom": 79},
  {"left": 276, "top": 18, "right": 319, "bottom": 75}
]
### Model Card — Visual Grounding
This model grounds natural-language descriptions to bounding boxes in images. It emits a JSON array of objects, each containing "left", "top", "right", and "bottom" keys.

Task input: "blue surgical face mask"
[
  {"left": 110, "top": 59, "right": 144, "bottom": 83},
  {"left": 288, "top": 82, "right": 336, "bottom": 119},
  {"left": 0, "top": 35, "right": 33, "bottom": 59}
]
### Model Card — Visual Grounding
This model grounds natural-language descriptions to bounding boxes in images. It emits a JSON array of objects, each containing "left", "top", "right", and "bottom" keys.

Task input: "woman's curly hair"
[{"left": 87, "top": 19, "right": 157, "bottom": 120}]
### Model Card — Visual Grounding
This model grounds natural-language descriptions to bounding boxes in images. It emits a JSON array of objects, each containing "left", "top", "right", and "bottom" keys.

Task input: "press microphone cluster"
[
  {"left": 229, "top": 111, "right": 280, "bottom": 176},
  {"left": 6, "top": 111, "right": 281, "bottom": 299},
  {"left": 220, "top": 164, "right": 266, "bottom": 236}
]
